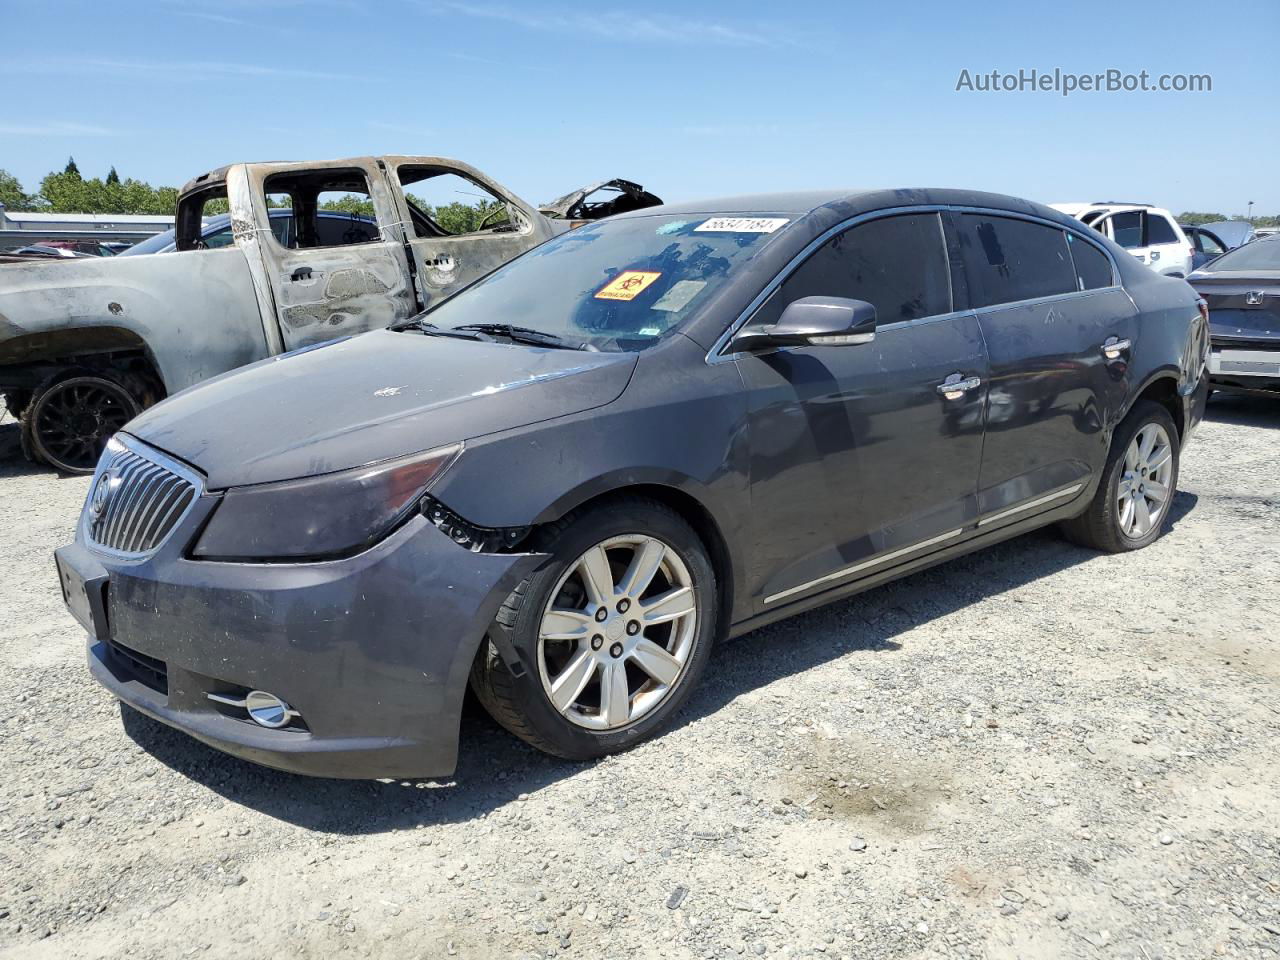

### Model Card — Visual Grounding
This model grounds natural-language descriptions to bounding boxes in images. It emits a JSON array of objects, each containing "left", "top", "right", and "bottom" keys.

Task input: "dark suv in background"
[{"left": 56, "top": 188, "right": 1210, "bottom": 779}]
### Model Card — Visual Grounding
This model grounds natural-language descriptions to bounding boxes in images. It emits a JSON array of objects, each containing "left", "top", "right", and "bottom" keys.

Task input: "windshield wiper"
[
  {"left": 397, "top": 318, "right": 486, "bottom": 341},
  {"left": 453, "top": 323, "right": 591, "bottom": 351}
]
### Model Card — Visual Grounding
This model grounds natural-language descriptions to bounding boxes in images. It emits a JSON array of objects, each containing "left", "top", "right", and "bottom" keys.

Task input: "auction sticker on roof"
[
  {"left": 695, "top": 217, "right": 789, "bottom": 234},
  {"left": 595, "top": 271, "right": 661, "bottom": 301}
]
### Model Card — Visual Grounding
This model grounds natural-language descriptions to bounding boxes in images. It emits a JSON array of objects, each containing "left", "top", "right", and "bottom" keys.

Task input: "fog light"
[
  {"left": 207, "top": 689, "right": 299, "bottom": 729},
  {"left": 245, "top": 690, "right": 294, "bottom": 728}
]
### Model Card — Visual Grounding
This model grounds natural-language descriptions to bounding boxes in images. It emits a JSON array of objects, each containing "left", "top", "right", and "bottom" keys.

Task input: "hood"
[{"left": 128, "top": 329, "right": 636, "bottom": 489}]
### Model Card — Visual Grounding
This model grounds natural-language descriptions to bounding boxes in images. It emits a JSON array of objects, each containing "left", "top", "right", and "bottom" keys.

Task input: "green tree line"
[
  {"left": 1, "top": 158, "right": 178, "bottom": 215},
  {"left": 0, "top": 158, "right": 508, "bottom": 234},
  {"left": 9, "top": 159, "right": 1276, "bottom": 230}
]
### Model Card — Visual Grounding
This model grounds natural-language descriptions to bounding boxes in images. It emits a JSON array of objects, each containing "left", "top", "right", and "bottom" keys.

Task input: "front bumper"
[{"left": 57, "top": 509, "right": 544, "bottom": 780}]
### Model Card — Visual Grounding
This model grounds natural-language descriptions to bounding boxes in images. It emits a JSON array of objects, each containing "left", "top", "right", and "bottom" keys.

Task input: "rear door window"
[
  {"left": 1067, "top": 233, "right": 1114, "bottom": 290},
  {"left": 1107, "top": 211, "right": 1144, "bottom": 249},
  {"left": 956, "top": 214, "right": 1077, "bottom": 307},
  {"left": 754, "top": 213, "right": 952, "bottom": 327}
]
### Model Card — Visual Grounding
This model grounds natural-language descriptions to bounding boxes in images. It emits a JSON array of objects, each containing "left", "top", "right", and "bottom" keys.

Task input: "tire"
[
  {"left": 21, "top": 372, "right": 141, "bottom": 475},
  {"left": 3, "top": 390, "right": 31, "bottom": 421},
  {"left": 470, "top": 497, "right": 719, "bottom": 761},
  {"left": 1060, "top": 400, "right": 1180, "bottom": 553}
]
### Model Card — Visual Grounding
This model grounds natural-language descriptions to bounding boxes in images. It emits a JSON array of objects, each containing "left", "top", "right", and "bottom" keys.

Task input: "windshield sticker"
[
  {"left": 638, "top": 326, "right": 663, "bottom": 336},
  {"left": 651, "top": 279, "right": 707, "bottom": 313},
  {"left": 595, "top": 270, "right": 661, "bottom": 301},
  {"left": 656, "top": 220, "right": 690, "bottom": 235},
  {"left": 695, "top": 217, "right": 789, "bottom": 234}
]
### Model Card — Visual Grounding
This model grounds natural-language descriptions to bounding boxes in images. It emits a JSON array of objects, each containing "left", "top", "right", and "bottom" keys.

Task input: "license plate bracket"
[{"left": 54, "top": 547, "right": 110, "bottom": 639}]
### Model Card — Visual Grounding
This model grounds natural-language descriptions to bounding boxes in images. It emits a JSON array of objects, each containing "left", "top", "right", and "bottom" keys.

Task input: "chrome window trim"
[
  {"left": 709, "top": 203, "right": 1122, "bottom": 364},
  {"left": 83, "top": 434, "right": 206, "bottom": 562}
]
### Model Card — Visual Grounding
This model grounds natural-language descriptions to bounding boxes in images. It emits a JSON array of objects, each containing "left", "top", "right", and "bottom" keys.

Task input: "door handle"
[
  {"left": 290, "top": 266, "right": 314, "bottom": 282},
  {"left": 936, "top": 373, "right": 982, "bottom": 400},
  {"left": 1101, "top": 337, "right": 1132, "bottom": 360}
]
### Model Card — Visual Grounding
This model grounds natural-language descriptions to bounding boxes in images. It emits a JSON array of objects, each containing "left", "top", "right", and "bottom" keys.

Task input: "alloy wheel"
[
  {"left": 1116, "top": 423, "right": 1174, "bottom": 539},
  {"left": 536, "top": 534, "right": 698, "bottom": 731},
  {"left": 32, "top": 377, "right": 138, "bottom": 473}
]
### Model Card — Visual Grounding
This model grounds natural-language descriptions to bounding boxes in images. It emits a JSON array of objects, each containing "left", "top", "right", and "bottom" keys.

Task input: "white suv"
[{"left": 1051, "top": 202, "right": 1194, "bottom": 278}]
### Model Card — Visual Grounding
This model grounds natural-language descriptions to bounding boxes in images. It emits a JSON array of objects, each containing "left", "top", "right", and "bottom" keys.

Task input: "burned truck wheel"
[
  {"left": 22, "top": 374, "right": 141, "bottom": 474},
  {"left": 3, "top": 390, "right": 32, "bottom": 421}
]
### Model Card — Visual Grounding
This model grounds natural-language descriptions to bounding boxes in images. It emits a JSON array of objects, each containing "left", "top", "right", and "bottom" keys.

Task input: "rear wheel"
[
  {"left": 22, "top": 374, "right": 140, "bottom": 474},
  {"left": 1061, "top": 401, "right": 1180, "bottom": 552},
  {"left": 470, "top": 498, "right": 718, "bottom": 760}
]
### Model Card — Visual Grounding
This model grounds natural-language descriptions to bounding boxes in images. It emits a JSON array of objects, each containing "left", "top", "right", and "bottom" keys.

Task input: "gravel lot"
[{"left": 1, "top": 396, "right": 1278, "bottom": 960}]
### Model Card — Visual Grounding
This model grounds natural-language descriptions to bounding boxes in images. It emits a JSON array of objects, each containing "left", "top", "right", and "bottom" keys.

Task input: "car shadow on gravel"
[
  {"left": 0, "top": 420, "right": 57, "bottom": 478},
  {"left": 119, "top": 492, "right": 1199, "bottom": 835},
  {"left": 1205, "top": 392, "right": 1280, "bottom": 428}
]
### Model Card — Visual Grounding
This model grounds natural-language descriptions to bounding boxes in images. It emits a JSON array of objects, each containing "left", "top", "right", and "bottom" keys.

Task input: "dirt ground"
[{"left": 0, "top": 395, "right": 1277, "bottom": 960}]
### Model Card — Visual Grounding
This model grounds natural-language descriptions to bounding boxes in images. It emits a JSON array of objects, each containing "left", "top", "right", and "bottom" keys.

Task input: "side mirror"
[{"left": 731, "top": 296, "right": 877, "bottom": 353}]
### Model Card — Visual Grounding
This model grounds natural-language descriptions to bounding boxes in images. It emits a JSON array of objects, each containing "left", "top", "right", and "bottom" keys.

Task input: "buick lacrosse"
[{"left": 56, "top": 189, "right": 1210, "bottom": 778}]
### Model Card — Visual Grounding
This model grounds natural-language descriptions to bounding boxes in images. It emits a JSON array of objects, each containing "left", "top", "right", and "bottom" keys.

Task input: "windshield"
[
  {"left": 417, "top": 214, "right": 792, "bottom": 351},
  {"left": 118, "top": 229, "right": 175, "bottom": 256},
  {"left": 1200, "top": 237, "right": 1280, "bottom": 272}
]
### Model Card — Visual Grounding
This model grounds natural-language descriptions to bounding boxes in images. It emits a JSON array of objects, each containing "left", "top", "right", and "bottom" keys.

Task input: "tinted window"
[
  {"left": 1147, "top": 214, "right": 1179, "bottom": 245},
  {"left": 316, "top": 214, "right": 378, "bottom": 246},
  {"left": 1067, "top": 233, "right": 1113, "bottom": 290},
  {"left": 957, "top": 214, "right": 1077, "bottom": 306},
  {"left": 203, "top": 226, "right": 235, "bottom": 249},
  {"left": 1201, "top": 237, "right": 1280, "bottom": 272},
  {"left": 1108, "top": 211, "right": 1143, "bottom": 248},
  {"left": 754, "top": 214, "right": 951, "bottom": 327}
]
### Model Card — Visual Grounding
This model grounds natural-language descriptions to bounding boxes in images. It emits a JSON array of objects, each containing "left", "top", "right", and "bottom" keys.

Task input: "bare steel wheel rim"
[
  {"left": 537, "top": 534, "right": 698, "bottom": 731},
  {"left": 1116, "top": 423, "right": 1174, "bottom": 539}
]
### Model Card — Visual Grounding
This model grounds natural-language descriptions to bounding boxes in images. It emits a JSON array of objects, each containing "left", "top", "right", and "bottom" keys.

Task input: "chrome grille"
[{"left": 88, "top": 438, "right": 199, "bottom": 556}]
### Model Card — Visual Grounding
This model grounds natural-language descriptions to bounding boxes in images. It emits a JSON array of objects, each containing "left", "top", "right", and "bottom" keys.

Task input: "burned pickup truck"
[{"left": 0, "top": 157, "right": 659, "bottom": 472}]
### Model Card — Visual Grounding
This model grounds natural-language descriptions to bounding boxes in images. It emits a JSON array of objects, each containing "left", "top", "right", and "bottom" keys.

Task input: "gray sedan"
[{"left": 55, "top": 189, "right": 1210, "bottom": 778}]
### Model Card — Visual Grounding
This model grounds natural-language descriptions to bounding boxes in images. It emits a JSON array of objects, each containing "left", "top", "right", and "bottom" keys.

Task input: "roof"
[
  {"left": 619, "top": 190, "right": 860, "bottom": 217},
  {"left": 617, "top": 188, "right": 1068, "bottom": 227}
]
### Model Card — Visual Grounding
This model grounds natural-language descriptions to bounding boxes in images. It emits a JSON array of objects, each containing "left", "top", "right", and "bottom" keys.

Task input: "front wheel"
[
  {"left": 470, "top": 498, "right": 718, "bottom": 761},
  {"left": 1061, "top": 400, "right": 1180, "bottom": 552}
]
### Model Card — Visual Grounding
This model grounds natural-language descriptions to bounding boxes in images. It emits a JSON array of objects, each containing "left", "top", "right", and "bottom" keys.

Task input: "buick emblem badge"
[{"left": 89, "top": 471, "right": 114, "bottom": 520}]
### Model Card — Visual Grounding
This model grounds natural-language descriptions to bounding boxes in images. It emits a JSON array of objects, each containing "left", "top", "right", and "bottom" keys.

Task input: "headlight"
[{"left": 191, "top": 443, "right": 461, "bottom": 561}]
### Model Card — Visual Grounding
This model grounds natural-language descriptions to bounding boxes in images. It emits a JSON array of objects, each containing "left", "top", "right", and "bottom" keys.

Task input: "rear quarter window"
[
  {"left": 1067, "top": 233, "right": 1114, "bottom": 290},
  {"left": 1147, "top": 214, "right": 1180, "bottom": 245}
]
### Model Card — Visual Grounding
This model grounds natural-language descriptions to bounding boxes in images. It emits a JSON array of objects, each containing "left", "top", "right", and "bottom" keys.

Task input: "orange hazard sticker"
[{"left": 594, "top": 271, "right": 661, "bottom": 301}]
